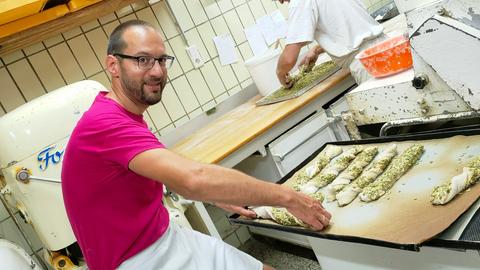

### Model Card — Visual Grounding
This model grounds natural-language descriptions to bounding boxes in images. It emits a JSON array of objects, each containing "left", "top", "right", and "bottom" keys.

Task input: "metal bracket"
[
  {"left": 380, "top": 111, "right": 480, "bottom": 137},
  {"left": 257, "top": 146, "right": 267, "bottom": 157},
  {"left": 0, "top": 185, "right": 11, "bottom": 195}
]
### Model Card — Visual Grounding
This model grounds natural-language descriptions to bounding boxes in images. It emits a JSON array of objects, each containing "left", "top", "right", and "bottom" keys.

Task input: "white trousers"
[{"left": 117, "top": 223, "right": 262, "bottom": 270}]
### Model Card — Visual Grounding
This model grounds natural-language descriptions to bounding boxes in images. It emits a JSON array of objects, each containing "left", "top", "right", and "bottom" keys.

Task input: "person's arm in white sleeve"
[{"left": 277, "top": 0, "right": 318, "bottom": 86}]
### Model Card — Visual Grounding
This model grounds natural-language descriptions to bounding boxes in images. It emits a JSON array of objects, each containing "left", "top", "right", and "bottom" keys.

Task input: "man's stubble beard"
[{"left": 120, "top": 72, "right": 166, "bottom": 106}]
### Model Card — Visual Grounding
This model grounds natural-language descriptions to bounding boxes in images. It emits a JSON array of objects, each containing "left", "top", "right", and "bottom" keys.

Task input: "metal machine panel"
[
  {"left": 345, "top": 69, "right": 470, "bottom": 125},
  {"left": 410, "top": 16, "right": 480, "bottom": 110}
]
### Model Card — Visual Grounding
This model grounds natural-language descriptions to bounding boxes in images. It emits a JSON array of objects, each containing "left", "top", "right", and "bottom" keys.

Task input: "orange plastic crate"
[{"left": 356, "top": 34, "right": 413, "bottom": 78}]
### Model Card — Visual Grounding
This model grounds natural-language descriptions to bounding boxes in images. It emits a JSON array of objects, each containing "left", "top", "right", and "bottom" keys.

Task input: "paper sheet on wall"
[
  {"left": 271, "top": 10, "right": 288, "bottom": 39},
  {"left": 244, "top": 25, "right": 269, "bottom": 56},
  {"left": 257, "top": 15, "right": 278, "bottom": 46},
  {"left": 213, "top": 34, "right": 238, "bottom": 65}
]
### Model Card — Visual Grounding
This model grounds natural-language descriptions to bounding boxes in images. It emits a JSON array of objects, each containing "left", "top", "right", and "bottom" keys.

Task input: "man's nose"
[{"left": 149, "top": 60, "right": 165, "bottom": 76}]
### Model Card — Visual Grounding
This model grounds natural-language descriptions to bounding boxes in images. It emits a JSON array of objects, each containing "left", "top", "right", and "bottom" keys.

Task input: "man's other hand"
[
  {"left": 215, "top": 202, "right": 257, "bottom": 218},
  {"left": 299, "top": 45, "right": 323, "bottom": 69}
]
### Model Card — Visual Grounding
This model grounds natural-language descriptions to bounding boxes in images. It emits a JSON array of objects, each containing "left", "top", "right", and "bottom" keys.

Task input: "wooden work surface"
[{"left": 171, "top": 68, "right": 350, "bottom": 164}]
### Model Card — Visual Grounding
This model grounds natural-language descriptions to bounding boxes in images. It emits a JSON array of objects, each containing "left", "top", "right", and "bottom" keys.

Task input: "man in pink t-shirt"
[{"left": 62, "top": 20, "right": 331, "bottom": 270}]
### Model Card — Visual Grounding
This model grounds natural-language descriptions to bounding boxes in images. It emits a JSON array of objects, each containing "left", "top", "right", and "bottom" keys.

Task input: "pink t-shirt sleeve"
[{"left": 97, "top": 114, "right": 164, "bottom": 169}]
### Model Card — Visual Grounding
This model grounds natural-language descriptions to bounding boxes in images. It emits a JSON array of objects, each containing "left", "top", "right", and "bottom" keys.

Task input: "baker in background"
[
  {"left": 276, "top": 0, "right": 385, "bottom": 86},
  {"left": 62, "top": 19, "right": 331, "bottom": 270}
]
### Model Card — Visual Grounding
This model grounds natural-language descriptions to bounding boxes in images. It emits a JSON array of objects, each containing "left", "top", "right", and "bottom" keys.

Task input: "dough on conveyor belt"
[
  {"left": 336, "top": 144, "right": 397, "bottom": 206},
  {"left": 431, "top": 156, "right": 480, "bottom": 205},
  {"left": 325, "top": 146, "right": 378, "bottom": 202},
  {"left": 252, "top": 193, "right": 325, "bottom": 227},
  {"left": 286, "top": 145, "right": 343, "bottom": 191},
  {"left": 301, "top": 146, "right": 363, "bottom": 194},
  {"left": 360, "top": 144, "right": 424, "bottom": 202}
]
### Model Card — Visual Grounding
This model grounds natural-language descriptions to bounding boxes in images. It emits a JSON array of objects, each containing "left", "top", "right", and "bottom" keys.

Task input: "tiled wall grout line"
[
  {"left": 44, "top": 45, "right": 69, "bottom": 86},
  {"left": 186, "top": 2, "right": 223, "bottom": 103},
  {"left": 180, "top": 0, "right": 217, "bottom": 106},
  {"left": 0, "top": 101, "right": 6, "bottom": 114},
  {"left": 201, "top": 17, "right": 236, "bottom": 95},
  {"left": 82, "top": 25, "right": 109, "bottom": 80},
  {"left": 4, "top": 65, "right": 28, "bottom": 103},
  {"left": 166, "top": 77, "right": 191, "bottom": 121}
]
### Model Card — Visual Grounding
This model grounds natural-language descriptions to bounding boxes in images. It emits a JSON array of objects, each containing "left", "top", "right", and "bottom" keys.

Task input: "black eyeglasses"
[{"left": 114, "top": 53, "right": 175, "bottom": 70}]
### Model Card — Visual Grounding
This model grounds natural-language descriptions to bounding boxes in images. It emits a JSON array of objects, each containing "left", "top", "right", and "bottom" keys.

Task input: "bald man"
[{"left": 62, "top": 20, "right": 331, "bottom": 270}]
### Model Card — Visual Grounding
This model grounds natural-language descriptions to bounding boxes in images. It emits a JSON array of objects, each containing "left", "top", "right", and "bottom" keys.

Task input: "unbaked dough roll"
[
  {"left": 336, "top": 144, "right": 397, "bottom": 206},
  {"left": 252, "top": 193, "right": 324, "bottom": 227},
  {"left": 301, "top": 146, "right": 363, "bottom": 194},
  {"left": 287, "top": 145, "right": 343, "bottom": 191},
  {"left": 431, "top": 157, "right": 480, "bottom": 205},
  {"left": 360, "top": 144, "right": 424, "bottom": 202},
  {"left": 325, "top": 146, "right": 378, "bottom": 202}
]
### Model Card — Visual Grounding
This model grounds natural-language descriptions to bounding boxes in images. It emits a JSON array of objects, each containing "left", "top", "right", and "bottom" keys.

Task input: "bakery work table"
[
  {"left": 171, "top": 68, "right": 354, "bottom": 239},
  {"left": 172, "top": 68, "right": 352, "bottom": 167}
]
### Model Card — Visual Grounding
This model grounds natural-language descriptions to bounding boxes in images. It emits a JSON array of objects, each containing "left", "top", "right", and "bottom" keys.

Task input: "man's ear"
[{"left": 106, "top": 55, "right": 120, "bottom": 78}]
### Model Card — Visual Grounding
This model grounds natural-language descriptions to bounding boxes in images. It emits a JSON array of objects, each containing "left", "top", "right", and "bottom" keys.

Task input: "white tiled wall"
[{"left": 0, "top": 0, "right": 392, "bottom": 265}]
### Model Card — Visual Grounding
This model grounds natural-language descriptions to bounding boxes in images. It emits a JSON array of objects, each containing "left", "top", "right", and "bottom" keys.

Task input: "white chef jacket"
[{"left": 286, "top": 0, "right": 384, "bottom": 68}]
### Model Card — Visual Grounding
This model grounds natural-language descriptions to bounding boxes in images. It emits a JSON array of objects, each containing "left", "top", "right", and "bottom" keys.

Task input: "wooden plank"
[
  {"left": 0, "top": 0, "right": 144, "bottom": 56},
  {"left": 171, "top": 69, "right": 351, "bottom": 164}
]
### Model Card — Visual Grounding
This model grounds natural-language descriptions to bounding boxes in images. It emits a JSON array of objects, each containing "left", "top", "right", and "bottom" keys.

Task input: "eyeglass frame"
[{"left": 113, "top": 53, "right": 175, "bottom": 70}]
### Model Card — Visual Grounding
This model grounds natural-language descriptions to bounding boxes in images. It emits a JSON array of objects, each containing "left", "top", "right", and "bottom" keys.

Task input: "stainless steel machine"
[{"left": 345, "top": 0, "right": 480, "bottom": 137}]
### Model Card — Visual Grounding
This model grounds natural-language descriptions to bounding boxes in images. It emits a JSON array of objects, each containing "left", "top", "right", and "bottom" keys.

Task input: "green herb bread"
[
  {"left": 336, "top": 144, "right": 397, "bottom": 206},
  {"left": 360, "top": 144, "right": 424, "bottom": 202},
  {"left": 325, "top": 146, "right": 378, "bottom": 202},
  {"left": 262, "top": 61, "right": 337, "bottom": 102},
  {"left": 288, "top": 145, "right": 343, "bottom": 191},
  {"left": 300, "top": 146, "right": 363, "bottom": 194},
  {"left": 431, "top": 156, "right": 480, "bottom": 205},
  {"left": 270, "top": 192, "right": 325, "bottom": 227}
]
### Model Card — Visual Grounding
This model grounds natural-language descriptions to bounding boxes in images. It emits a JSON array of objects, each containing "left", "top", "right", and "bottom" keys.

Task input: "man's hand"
[
  {"left": 286, "top": 191, "right": 331, "bottom": 231},
  {"left": 299, "top": 45, "right": 324, "bottom": 70},
  {"left": 215, "top": 202, "right": 257, "bottom": 218},
  {"left": 277, "top": 43, "right": 306, "bottom": 88},
  {"left": 276, "top": 70, "right": 294, "bottom": 88}
]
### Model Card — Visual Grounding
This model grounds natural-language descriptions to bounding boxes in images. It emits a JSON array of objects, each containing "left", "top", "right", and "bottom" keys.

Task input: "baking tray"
[
  {"left": 230, "top": 128, "right": 480, "bottom": 251},
  {"left": 255, "top": 65, "right": 341, "bottom": 106}
]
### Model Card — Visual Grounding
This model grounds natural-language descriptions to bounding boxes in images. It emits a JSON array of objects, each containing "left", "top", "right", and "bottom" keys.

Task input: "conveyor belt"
[{"left": 460, "top": 206, "right": 480, "bottom": 241}]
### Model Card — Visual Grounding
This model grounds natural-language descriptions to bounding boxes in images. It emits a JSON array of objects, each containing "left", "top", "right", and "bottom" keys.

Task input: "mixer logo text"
[{"left": 37, "top": 145, "right": 64, "bottom": 171}]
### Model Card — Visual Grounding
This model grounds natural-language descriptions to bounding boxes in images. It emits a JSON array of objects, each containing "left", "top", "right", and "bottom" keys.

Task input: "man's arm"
[
  {"left": 300, "top": 45, "right": 325, "bottom": 70},
  {"left": 276, "top": 43, "right": 306, "bottom": 86},
  {"left": 129, "top": 148, "right": 331, "bottom": 230}
]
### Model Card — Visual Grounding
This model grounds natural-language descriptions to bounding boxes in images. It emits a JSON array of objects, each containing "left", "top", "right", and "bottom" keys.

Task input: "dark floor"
[{"left": 238, "top": 234, "right": 321, "bottom": 270}]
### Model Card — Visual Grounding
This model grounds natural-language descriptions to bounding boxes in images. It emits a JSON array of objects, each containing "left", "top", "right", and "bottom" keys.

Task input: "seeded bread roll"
[
  {"left": 270, "top": 193, "right": 325, "bottom": 227},
  {"left": 431, "top": 157, "right": 480, "bottom": 205},
  {"left": 287, "top": 145, "right": 342, "bottom": 191},
  {"left": 336, "top": 144, "right": 397, "bottom": 206},
  {"left": 301, "top": 146, "right": 363, "bottom": 194},
  {"left": 325, "top": 146, "right": 378, "bottom": 202},
  {"left": 360, "top": 144, "right": 424, "bottom": 202}
]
